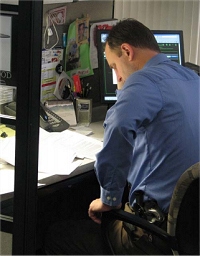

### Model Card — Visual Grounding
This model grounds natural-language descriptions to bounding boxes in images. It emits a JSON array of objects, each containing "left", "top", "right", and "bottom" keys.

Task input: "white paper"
[
  {"left": 0, "top": 128, "right": 103, "bottom": 175},
  {"left": 0, "top": 161, "right": 77, "bottom": 194},
  {"left": 70, "top": 125, "right": 93, "bottom": 136},
  {"left": 89, "top": 20, "right": 118, "bottom": 69},
  {"left": 0, "top": 137, "right": 15, "bottom": 166},
  {"left": 59, "top": 129, "right": 102, "bottom": 159},
  {"left": 0, "top": 168, "right": 15, "bottom": 194},
  {"left": 41, "top": 61, "right": 59, "bottom": 102},
  {"left": 38, "top": 134, "right": 77, "bottom": 174}
]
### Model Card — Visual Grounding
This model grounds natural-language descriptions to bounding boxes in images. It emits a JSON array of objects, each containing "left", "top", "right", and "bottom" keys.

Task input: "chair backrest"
[{"left": 167, "top": 162, "right": 199, "bottom": 255}]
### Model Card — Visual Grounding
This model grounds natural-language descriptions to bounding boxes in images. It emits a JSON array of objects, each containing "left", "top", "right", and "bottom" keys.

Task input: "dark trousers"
[
  {"left": 44, "top": 219, "right": 107, "bottom": 255},
  {"left": 44, "top": 205, "right": 171, "bottom": 255}
]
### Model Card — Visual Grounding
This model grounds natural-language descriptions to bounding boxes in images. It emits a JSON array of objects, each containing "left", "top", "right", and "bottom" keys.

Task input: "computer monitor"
[
  {"left": 97, "top": 29, "right": 117, "bottom": 105},
  {"left": 0, "top": 4, "right": 18, "bottom": 87},
  {"left": 97, "top": 29, "right": 185, "bottom": 105},
  {"left": 152, "top": 30, "right": 185, "bottom": 66}
]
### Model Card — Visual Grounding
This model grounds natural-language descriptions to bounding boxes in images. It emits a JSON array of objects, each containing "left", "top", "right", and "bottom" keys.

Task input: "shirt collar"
[{"left": 144, "top": 53, "right": 169, "bottom": 68}]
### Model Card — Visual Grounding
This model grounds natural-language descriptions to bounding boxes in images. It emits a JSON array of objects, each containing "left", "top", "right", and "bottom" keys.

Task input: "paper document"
[
  {"left": 44, "top": 128, "right": 103, "bottom": 160},
  {"left": 89, "top": 20, "right": 117, "bottom": 69},
  {"left": 70, "top": 125, "right": 93, "bottom": 136},
  {"left": 0, "top": 168, "right": 15, "bottom": 194},
  {"left": 41, "top": 61, "right": 59, "bottom": 102},
  {"left": 0, "top": 128, "right": 103, "bottom": 175},
  {"left": 0, "top": 162, "right": 67, "bottom": 194}
]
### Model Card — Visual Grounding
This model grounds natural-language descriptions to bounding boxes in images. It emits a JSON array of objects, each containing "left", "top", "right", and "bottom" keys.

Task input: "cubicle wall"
[{"left": 42, "top": 1, "right": 114, "bottom": 105}]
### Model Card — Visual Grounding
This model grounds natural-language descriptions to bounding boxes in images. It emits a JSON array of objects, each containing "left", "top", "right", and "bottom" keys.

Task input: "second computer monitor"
[{"left": 152, "top": 30, "right": 185, "bottom": 66}]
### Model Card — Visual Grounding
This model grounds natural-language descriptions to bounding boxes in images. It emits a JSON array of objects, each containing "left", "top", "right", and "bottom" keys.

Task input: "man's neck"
[{"left": 135, "top": 49, "right": 159, "bottom": 70}]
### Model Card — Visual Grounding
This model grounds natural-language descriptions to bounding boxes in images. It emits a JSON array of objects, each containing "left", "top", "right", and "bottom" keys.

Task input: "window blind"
[{"left": 114, "top": 0, "right": 200, "bottom": 65}]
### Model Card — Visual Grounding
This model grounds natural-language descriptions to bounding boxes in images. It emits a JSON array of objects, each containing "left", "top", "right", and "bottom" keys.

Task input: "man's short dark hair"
[{"left": 106, "top": 18, "right": 160, "bottom": 53}]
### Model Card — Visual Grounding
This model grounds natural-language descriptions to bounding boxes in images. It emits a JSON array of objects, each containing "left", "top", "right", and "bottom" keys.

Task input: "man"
[{"left": 45, "top": 19, "right": 199, "bottom": 255}]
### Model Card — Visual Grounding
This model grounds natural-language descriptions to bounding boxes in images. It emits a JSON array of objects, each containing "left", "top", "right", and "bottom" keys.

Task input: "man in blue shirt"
[{"left": 45, "top": 19, "right": 199, "bottom": 255}]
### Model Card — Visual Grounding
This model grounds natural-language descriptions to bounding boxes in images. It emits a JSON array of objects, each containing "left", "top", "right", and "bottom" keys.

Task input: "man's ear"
[{"left": 121, "top": 43, "right": 134, "bottom": 60}]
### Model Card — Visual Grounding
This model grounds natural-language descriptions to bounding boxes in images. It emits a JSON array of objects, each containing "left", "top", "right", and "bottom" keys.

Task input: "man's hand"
[{"left": 88, "top": 198, "right": 121, "bottom": 224}]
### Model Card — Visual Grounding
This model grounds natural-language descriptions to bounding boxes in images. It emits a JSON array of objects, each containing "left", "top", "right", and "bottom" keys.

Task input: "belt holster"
[{"left": 133, "top": 190, "right": 165, "bottom": 224}]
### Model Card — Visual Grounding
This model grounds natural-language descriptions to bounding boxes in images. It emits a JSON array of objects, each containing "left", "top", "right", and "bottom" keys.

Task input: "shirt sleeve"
[{"left": 94, "top": 74, "right": 163, "bottom": 206}]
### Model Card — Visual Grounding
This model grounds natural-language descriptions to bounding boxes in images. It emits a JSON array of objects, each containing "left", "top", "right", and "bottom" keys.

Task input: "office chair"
[{"left": 102, "top": 162, "right": 199, "bottom": 255}]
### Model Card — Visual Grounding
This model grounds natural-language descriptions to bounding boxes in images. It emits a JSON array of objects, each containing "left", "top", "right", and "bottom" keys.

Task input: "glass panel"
[{"left": 0, "top": 5, "right": 18, "bottom": 255}]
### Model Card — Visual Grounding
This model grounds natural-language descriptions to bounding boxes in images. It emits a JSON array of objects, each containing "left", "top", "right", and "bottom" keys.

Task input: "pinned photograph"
[{"left": 76, "top": 17, "right": 89, "bottom": 45}]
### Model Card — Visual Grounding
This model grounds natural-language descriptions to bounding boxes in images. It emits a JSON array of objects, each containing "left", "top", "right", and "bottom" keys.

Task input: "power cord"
[{"left": 43, "top": 12, "right": 59, "bottom": 50}]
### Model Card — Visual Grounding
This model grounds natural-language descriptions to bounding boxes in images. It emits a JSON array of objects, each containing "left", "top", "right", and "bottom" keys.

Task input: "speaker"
[{"left": 76, "top": 98, "right": 92, "bottom": 124}]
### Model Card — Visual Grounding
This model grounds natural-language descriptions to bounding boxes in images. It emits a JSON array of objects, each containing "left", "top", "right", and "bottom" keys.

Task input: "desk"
[{"left": 0, "top": 120, "right": 104, "bottom": 250}]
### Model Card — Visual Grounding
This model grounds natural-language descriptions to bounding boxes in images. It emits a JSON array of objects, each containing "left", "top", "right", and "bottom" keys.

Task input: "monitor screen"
[
  {"left": 152, "top": 30, "right": 185, "bottom": 66},
  {"left": 0, "top": 4, "right": 18, "bottom": 87},
  {"left": 97, "top": 29, "right": 185, "bottom": 105},
  {"left": 97, "top": 30, "right": 117, "bottom": 104}
]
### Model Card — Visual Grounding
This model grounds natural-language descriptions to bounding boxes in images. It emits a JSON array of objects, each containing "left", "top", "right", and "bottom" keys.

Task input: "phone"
[
  {"left": 4, "top": 101, "right": 70, "bottom": 132},
  {"left": 39, "top": 103, "right": 69, "bottom": 132}
]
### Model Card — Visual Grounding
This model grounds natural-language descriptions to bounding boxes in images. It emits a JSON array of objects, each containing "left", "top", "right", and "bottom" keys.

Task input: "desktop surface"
[
  {"left": 0, "top": 119, "right": 104, "bottom": 197},
  {"left": 0, "top": 119, "right": 104, "bottom": 203},
  {"left": 0, "top": 119, "right": 105, "bottom": 250}
]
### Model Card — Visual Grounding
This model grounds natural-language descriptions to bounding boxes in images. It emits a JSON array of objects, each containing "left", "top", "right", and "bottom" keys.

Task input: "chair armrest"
[{"left": 102, "top": 209, "right": 177, "bottom": 250}]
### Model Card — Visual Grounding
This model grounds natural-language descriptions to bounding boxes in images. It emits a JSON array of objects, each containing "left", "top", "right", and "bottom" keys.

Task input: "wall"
[
  {"left": 42, "top": 1, "right": 114, "bottom": 49},
  {"left": 43, "top": 1, "right": 114, "bottom": 26},
  {"left": 114, "top": 0, "right": 200, "bottom": 65}
]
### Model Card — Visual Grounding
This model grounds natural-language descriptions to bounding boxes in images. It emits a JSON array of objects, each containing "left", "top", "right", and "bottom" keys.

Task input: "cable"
[
  {"left": 43, "top": 12, "right": 59, "bottom": 50},
  {"left": 43, "top": 13, "right": 49, "bottom": 49}
]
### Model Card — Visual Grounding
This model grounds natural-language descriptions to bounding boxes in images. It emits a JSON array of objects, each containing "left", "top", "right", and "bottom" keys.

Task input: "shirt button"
[
  {"left": 112, "top": 197, "right": 117, "bottom": 201},
  {"left": 107, "top": 196, "right": 111, "bottom": 200}
]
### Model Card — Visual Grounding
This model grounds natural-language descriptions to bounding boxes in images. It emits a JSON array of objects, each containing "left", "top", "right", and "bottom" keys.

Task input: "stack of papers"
[{"left": 0, "top": 128, "right": 103, "bottom": 175}]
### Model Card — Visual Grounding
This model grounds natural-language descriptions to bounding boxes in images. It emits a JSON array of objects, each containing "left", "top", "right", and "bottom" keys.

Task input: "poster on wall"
[{"left": 65, "top": 16, "right": 94, "bottom": 78}]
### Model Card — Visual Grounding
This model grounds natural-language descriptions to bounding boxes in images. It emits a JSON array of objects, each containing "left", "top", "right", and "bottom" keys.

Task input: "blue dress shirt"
[{"left": 94, "top": 53, "right": 200, "bottom": 213}]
